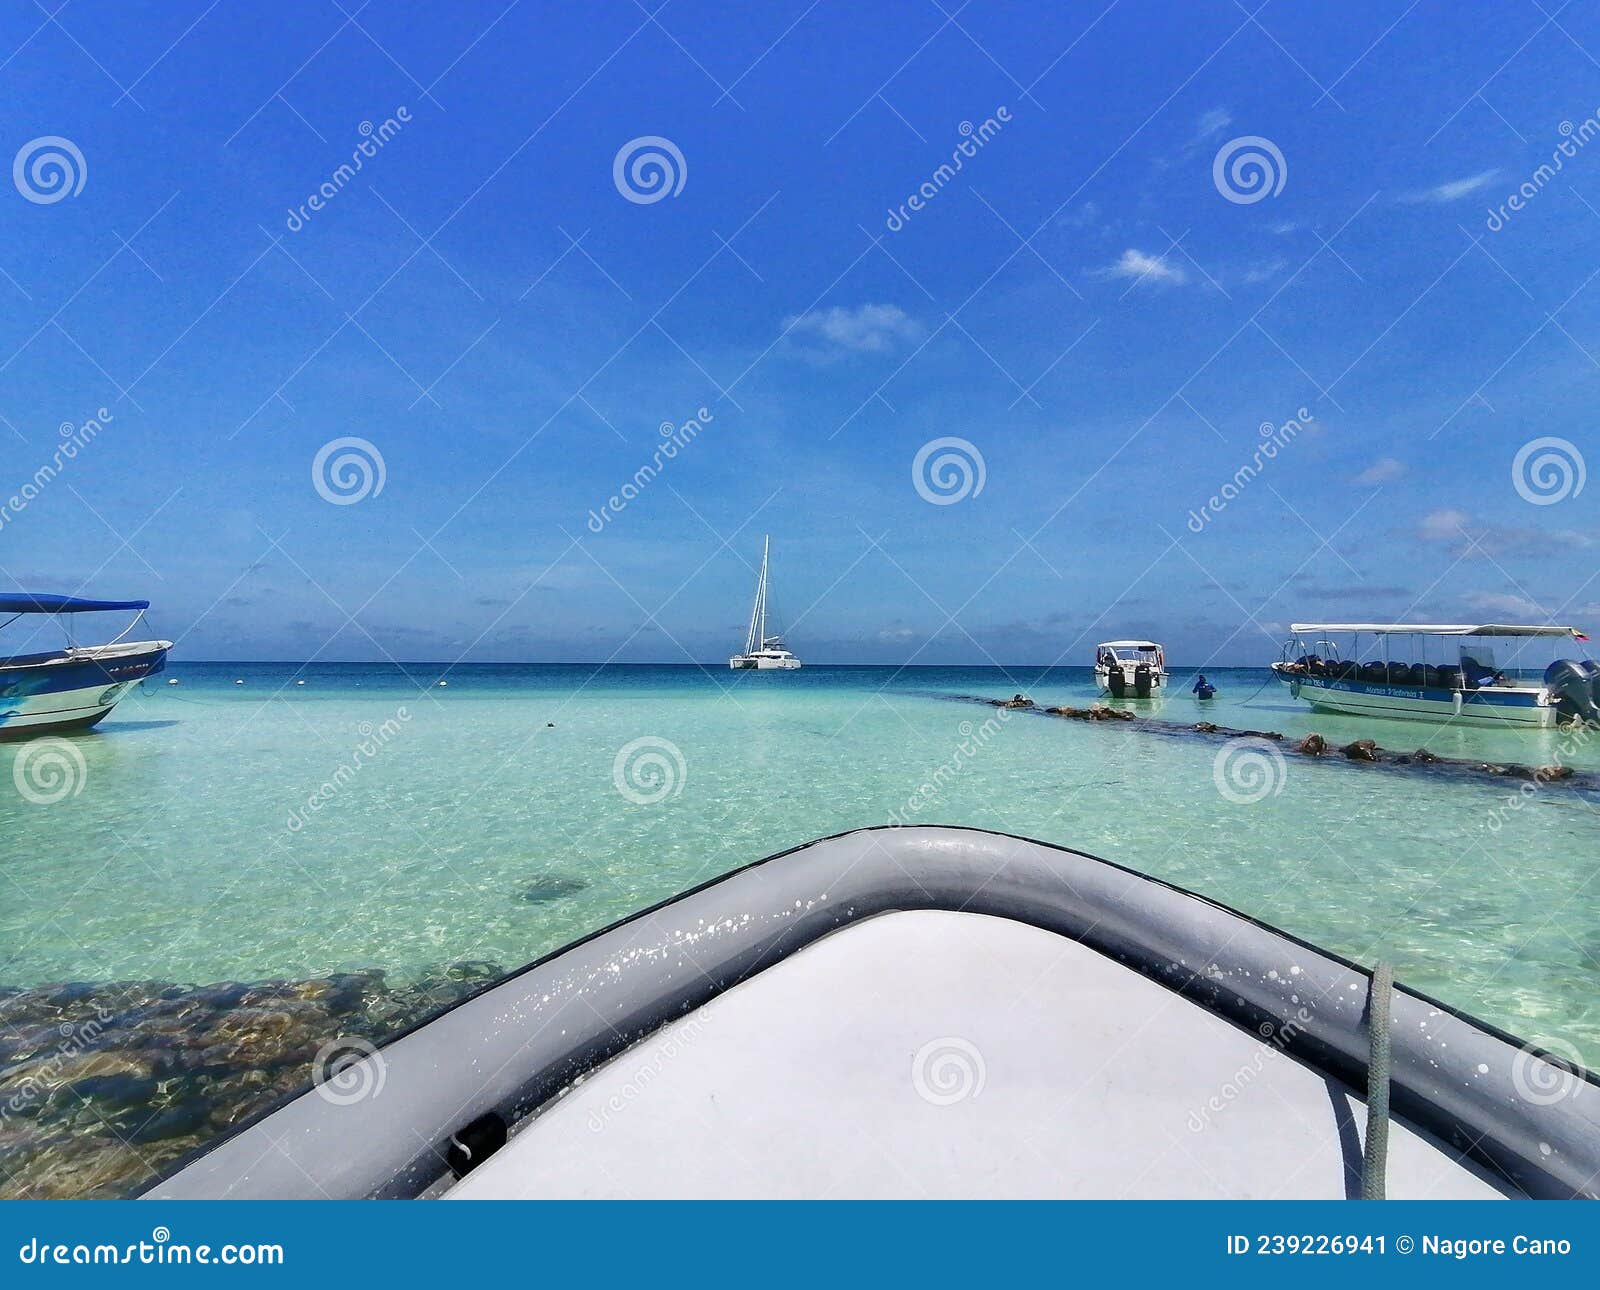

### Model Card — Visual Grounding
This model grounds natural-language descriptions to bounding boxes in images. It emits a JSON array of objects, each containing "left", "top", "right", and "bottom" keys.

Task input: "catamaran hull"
[
  {"left": 1277, "top": 673, "right": 1557, "bottom": 727},
  {"left": 0, "top": 643, "right": 169, "bottom": 739}
]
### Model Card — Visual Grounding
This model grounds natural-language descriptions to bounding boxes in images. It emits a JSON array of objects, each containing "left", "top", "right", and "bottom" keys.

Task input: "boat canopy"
[
  {"left": 0, "top": 594, "right": 150, "bottom": 614},
  {"left": 1290, "top": 623, "right": 1583, "bottom": 639},
  {"left": 1098, "top": 640, "right": 1161, "bottom": 649}
]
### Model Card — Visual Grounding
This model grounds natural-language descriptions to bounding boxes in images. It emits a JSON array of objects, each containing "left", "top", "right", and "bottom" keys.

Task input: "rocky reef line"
[
  {"left": 938, "top": 692, "right": 1600, "bottom": 792},
  {"left": 0, "top": 961, "right": 511, "bottom": 1199}
]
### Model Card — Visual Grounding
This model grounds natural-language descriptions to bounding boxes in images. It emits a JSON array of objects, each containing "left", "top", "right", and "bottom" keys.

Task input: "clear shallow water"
[{"left": 4, "top": 661, "right": 1600, "bottom": 1059}]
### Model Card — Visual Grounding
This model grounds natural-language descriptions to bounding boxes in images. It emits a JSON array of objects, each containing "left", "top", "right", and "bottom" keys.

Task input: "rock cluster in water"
[
  {"left": 0, "top": 962, "right": 508, "bottom": 1199},
  {"left": 966, "top": 694, "right": 1594, "bottom": 790}
]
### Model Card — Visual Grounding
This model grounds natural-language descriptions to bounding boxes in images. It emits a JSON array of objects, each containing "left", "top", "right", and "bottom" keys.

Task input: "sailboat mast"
[
  {"left": 757, "top": 535, "right": 769, "bottom": 647},
  {"left": 744, "top": 537, "right": 768, "bottom": 655}
]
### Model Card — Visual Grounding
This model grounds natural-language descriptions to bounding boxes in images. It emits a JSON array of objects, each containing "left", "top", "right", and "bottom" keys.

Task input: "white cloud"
[
  {"left": 783, "top": 303, "right": 921, "bottom": 354},
  {"left": 1416, "top": 507, "right": 1472, "bottom": 541},
  {"left": 1103, "top": 248, "right": 1187, "bottom": 286},
  {"left": 1463, "top": 591, "right": 1544, "bottom": 618},
  {"left": 1401, "top": 169, "right": 1502, "bottom": 204},
  {"left": 1355, "top": 456, "right": 1407, "bottom": 485}
]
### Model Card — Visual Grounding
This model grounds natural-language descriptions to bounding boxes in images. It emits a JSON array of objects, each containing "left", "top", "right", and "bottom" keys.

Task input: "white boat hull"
[
  {"left": 1274, "top": 670, "right": 1557, "bottom": 728},
  {"left": 0, "top": 640, "right": 170, "bottom": 738},
  {"left": 730, "top": 655, "right": 801, "bottom": 670}
]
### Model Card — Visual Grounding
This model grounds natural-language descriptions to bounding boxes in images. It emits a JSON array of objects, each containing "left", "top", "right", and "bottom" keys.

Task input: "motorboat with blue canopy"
[
  {"left": 1273, "top": 623, "right": 1596, "bottom": 728},
  {"left": 0, "top": 593, "right": 171, "bottom": 738},
  {"left": 143, "top": 827, "right": 1600, "bottom": 1199}
]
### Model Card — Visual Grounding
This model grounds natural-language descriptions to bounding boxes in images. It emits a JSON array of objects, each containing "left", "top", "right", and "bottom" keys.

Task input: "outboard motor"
[
  {"left": 1133, "top": 663, "right": 1152, "bottom": 698},
  {"left": 1544, "top": 659, "right": 1600, "bottom": 724},
  {"left": 1106, "top": 663, "right": 1126, "bottom": 698},
  {"left": 1582, "top": 660, "right": 1600, "bottom": 711}
]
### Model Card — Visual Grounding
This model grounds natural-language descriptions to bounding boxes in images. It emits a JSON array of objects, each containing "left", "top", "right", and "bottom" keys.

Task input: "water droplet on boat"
[
  {"left": 1477, "top": 1063, "right": 1489, "bottom": 1075},
  {"left": 1540, "top": 1142, "right": 1553, "bottom": 1156}
]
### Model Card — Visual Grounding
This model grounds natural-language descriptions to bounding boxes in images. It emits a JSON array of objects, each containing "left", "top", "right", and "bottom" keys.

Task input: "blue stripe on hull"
[
  {"left": 1276, "top": 673, "right": 1553, "bottom": 726},
  {"left": 0, "top": 645, "right": 168, "bottom": 701},
  {"left": 0, "top": 646, "right": 167, "bottom": 737}
]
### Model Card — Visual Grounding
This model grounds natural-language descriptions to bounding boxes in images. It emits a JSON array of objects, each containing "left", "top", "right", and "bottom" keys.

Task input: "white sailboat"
[{"left": 729, "top": 536, "right": 801, "bottom": 670}]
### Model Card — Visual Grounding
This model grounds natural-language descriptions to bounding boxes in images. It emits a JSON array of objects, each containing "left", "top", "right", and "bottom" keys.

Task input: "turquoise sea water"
[{"left": 4, "top": 661, "right": 1600, "bottom": 1058}]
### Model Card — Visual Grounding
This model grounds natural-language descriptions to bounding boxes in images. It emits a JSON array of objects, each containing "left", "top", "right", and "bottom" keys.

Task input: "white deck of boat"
[{"left": 444, "top": 910, "right": 1507, "bottom": 1199}]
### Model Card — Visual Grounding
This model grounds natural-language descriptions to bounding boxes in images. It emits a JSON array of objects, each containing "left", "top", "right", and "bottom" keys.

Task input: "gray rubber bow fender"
[{"left": 143, "top": 826, "right": 1600, "bottom": 1199}]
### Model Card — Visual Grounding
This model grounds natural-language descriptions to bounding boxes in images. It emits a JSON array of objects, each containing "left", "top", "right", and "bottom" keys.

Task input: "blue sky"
[{"left": 1, "top": 0, "right": 1597, "bottom": 665}]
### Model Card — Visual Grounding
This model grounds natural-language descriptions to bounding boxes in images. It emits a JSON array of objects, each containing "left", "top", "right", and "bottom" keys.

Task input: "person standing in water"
[{"left": 1192, "top": 674, "right": 1216, "bottom": 699}]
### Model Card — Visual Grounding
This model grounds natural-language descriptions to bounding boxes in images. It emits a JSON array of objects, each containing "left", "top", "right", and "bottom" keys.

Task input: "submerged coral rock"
[
  {"left": 1298, "top": 734, "right": 1327, "bottom": 755},
  {"left": 445, "top": 961, "right": 503, "bottom": 982},
  {"left": 1342, "top": 740, "right": 1380, "bottom": 762},
  {"left": 1504, "top": 764, "right": 1574, "bottom": 782},
  {"left": 517, "top": 875, "right": 590, "bottom": 905},
  {"left": 1000, "top": 694, "right": 1033, "bottom": 708},
  {"left": 1193, "top": 721, "right": 1219, "bottom": 733},
  {"left": 0, "top": 964, "right": 493, "bottom": 1200}
]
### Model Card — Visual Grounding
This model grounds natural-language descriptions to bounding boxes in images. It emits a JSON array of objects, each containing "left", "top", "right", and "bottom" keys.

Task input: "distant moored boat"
[
  {"left": 1273, "top": 622, "right": 1598, "bottom": 728},
  {"left": 729, "top": 536, "right": 801, "bottom": 671}
]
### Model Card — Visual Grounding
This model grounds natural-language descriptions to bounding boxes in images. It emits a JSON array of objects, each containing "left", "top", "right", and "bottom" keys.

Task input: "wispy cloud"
[
  {"left": 783, "top": 303, "right": 922, "bottom": 354},
  {"left": 1355, "top": 456, "right": 1407, "bottom": 485},
  {"left": 1415, "top": 506, "right": 1472, "bottom": 541},
  {"left": 1058, "top": 200, "right": 1100, "bottom": 230},
  {"left": 1102, "top": 248, "right": 1187, "bottom": 287},
  {"left": 1240, "top": 257, "right": 1286, "bottom": 284},
  {"left": 1401, "top": 169, "right": 1502, "bottom": 204},
  {"left": 1193, "top": 108, "right": 1233, "bottom": 143},
  {"left": 1300, "top": 582, "right": 1413, "bottom": 602},
  {"left": 1463, "top": 590, "right": 1544, "bottom": 618},
  {"left": 1410, "top": 506, "right": 1597, "bottom": 557}
]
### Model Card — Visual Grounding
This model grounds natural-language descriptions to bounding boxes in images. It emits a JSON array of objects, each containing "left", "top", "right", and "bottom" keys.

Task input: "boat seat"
[{"left": 444, "top": 911, "right": 1508, "bottom": 1200}]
